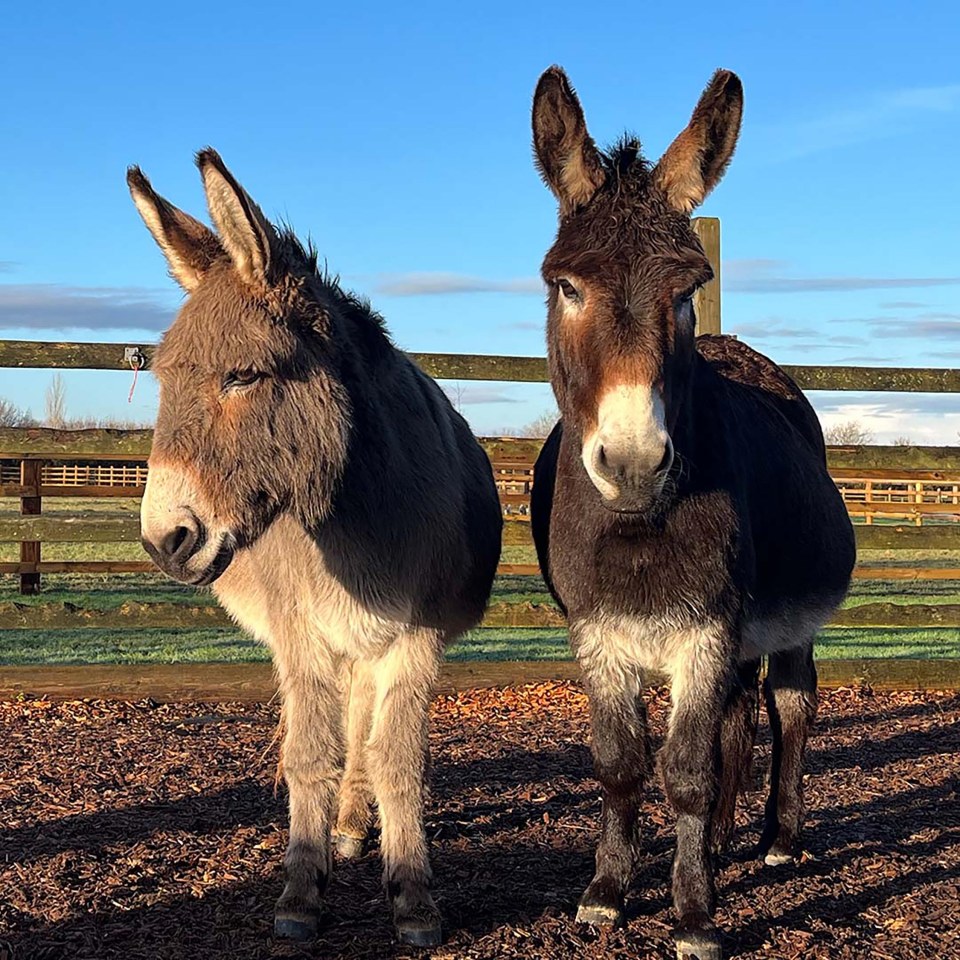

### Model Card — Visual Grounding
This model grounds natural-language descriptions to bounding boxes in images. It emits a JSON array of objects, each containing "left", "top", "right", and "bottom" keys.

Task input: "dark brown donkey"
[
  {"left": 530, "top": 69, "right": 855, "bottom": 959},
  {"left": 130, "top": 150, "right": 502, "bottom": 946}
]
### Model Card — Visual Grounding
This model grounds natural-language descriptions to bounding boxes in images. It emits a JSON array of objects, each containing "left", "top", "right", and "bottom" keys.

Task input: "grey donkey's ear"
[
  {"left": 127, "top": 166, "right": 224, "bottom": 291},
  {"left": 654, "top": 69, "right": 743, "bottom": 214},
  {"left": 532, "top": 66, "right": 605, "bottom": 216},
  {"left": 196, "top": 148, "right": 280, "bottom": 284}
]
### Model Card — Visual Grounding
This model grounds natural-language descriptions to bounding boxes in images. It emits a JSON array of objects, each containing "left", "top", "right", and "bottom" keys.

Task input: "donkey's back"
[{"left": 694, "top": 334, "right": 855, "bottom": 630}]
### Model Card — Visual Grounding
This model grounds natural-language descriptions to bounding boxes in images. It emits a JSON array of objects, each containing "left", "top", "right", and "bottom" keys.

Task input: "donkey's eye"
[
  {"left": 557, "top": 278, "right": 580, "bottom": 301},
  {"left": 222, "top": 369, "right": 265, "bottom": 391}
]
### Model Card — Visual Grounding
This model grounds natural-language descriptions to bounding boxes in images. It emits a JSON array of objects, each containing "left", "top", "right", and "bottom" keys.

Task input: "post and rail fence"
[{"left": 4, "top": 216, "right": 960, "bottom": 695}]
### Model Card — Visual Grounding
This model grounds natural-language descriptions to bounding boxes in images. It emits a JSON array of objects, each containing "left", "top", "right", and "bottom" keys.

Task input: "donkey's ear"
[
  {"left": 532, "top": 66, "right": 605, "bottom": 216},
  {"left": 653, "top": 70, "right": 742, "bottom": 214},
  {"left": 127, "top": 167, "right": 223, "bottom": 292},
  {"left": 196, "top": 148, "right": 280, "bottom": 284}
]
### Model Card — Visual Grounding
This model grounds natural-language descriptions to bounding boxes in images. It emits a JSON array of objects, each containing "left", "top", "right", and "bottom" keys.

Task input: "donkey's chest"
[
  {"left": 212, "top": 517, "right": 412, "bottom": 660},
  {"left": 549, "top": 497, "right": 741, "bottom": 624}
]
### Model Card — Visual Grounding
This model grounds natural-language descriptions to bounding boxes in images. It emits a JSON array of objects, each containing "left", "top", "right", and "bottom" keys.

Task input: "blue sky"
[{"left": 2, "top": 0, "right": 959, "bottom": 440}]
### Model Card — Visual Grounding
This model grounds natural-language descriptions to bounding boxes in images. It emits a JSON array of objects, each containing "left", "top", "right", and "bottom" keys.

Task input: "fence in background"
[{"left": 3, "top": 214, "right": 960, "bottom": 695}]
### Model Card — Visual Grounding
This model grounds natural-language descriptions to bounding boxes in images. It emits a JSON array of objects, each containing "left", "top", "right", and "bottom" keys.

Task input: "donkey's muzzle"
[
  {"left": 141, "top": 516, "right": 233, "bottom": 585},
  {"left": 589, "top": 435, "right": 674, "bottom": 513}
]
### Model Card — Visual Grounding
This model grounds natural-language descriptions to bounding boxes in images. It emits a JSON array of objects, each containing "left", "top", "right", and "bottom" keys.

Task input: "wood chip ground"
[{"left": 0, "top": 683, "right": 956, "bottom": 958}]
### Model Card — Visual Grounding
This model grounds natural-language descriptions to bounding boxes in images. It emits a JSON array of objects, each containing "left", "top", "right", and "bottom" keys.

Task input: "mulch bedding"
[{"left": 0, "top": 683, "right": 957, "bottom": 960}]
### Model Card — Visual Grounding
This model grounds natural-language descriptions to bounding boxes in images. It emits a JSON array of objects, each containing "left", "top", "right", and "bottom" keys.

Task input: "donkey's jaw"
[{"left": 187, "top": 535, "right": 237, "bottom": 585}]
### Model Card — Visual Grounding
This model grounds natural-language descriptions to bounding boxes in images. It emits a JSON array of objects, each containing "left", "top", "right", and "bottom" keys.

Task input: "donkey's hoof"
[
  {"left": 334, "top": 832, "right": 367, "bottom": 860},
  {"left": 575, "top": 876, "right": 625, "bottom": 927},
  {"left": 763, "top": 848, "right": 796, "bottom": 866},
  {"left": 674, "top": 928, "right": 722, "bottom": 960},
  {"left": 576, "top": 901, "right": 624, "bottom": 926},
  {"left": 392, "top": 887, "right": 442, "bottom": 947},
  {"left": 274, "top": 913, "right": 319, "bottom": 941},
  {"left": 396, "top": 919, "right": 443, "bottom": 947}
]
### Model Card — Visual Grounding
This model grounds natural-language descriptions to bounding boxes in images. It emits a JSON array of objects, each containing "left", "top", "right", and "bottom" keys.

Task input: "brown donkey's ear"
[
  {"left": 127, "top": 167, "right": 224, "bottom": 292},
  {"left": 654, "top": 70, "right": 743, "bottom": 214},
  {"left": 532, "top": 66, "right": 605, "bottom": 216},
  {"left": 196, "top": 148, "right": 280, "bottom": 285}
]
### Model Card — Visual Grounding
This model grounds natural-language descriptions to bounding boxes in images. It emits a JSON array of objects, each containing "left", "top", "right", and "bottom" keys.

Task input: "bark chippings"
[{"left": 0, "top": 682, "right": 956, "bottom": 959}]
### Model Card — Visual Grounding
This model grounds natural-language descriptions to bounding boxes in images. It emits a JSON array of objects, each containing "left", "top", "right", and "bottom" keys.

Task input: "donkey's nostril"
[
  {"left": 595, "top": 444, "right": 622, "bottom": 481},
  {"left": 160, "top": 523, "right": 200, "bottom": 565},
  {"left": 168, "top": 526, "right": 189, "bottom": 554}
]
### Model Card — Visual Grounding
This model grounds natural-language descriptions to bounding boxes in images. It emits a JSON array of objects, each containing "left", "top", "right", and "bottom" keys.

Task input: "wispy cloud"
[
  {"left": 815, "top": 393, "right": 960, "bottom": 416},
  {"left": 880, "top": 301, "right": 928, "bottom": 310},
  {"left": 725, "top": 258, "right": 960, "bottom": 294},
  {"left": 832, "top": 354, "right": 897, "bottom": 364},
  {"left": 812, "top": 395, "right": 960, "bottom": 444},
  {"left": 730, "top": 276, "right": 960, "bottom": 294},
  {"left": 499, "top": 320, "right": 543, "bottom": 332},
  {"left": 442, "top": 385, "right": 522, "bottom": 406},
  {"left": 0, "top": 283, "right": 176, "bottom": 332},
  {"left": 757, "top": 83, "right": 960, "bottom": 160},
  {"left": 724, "top": 259, "right": 789, "bottom": 281},
  {"left": 828, "top": 335, "right": 869, "bottom": 346},
  {"left": 730, "top": 320, "right": 819, "bottom": 340},
  {"left": 0, "top": 262, "right": 17, "bottom": 273},
  {"left": 375, "top": 273, "right": 544, "bottom": 297},
  {"left": 862, "top": 312, "right": 960, "bottom": 339},
  {"left": 921, "top": 349, "right": 960, "bottom": 359}
]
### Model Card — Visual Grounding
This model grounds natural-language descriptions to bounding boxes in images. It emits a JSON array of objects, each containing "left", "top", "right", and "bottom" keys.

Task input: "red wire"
[{"left": 128, "top": 362, "right": 140, "bottom": 403}]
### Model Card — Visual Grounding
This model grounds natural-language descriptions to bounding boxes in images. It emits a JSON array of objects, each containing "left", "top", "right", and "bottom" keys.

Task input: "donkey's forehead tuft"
[
  {"left": 154, "top": 266, "right": 298, "bottom": 370},
  {"left": 545, "top": 169, "right": 703, "bottom": 283}
]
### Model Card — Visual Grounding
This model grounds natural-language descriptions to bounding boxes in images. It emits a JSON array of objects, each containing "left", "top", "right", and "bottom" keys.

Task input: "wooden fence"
[
  {"left": 5, "top": 437, "right": 960, "bottom": 632},
  {"left": 4, "top": 213, "right": 960, "bottom": 695},
  {"left": 4, "top": 451, "right": 960, "bottom": 590}
]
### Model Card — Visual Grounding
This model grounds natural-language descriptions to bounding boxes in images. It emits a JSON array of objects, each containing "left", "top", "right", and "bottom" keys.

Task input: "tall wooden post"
[
  {"left": 20, "top": 459, "right": 41, "bottom": 595},
  {"left": 691, "top": 216, "right": 721, "bottom": 336}
]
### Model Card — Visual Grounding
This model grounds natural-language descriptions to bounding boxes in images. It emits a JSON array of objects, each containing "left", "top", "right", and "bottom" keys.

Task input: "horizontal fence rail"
[
  {"left": 4, "top": 658, "right": 960, "bottom": 701},
  {"left": 4, "top": 339, "right": 960, "bottom": 393},
  {"left": 6, "top": 434, "right": 960, "bottom": 585}
]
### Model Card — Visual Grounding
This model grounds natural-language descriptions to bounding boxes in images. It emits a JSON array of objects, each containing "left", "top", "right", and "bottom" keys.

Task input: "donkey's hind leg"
[
  {"left": 274, "top": 668, "right": 344, "bottom": 940},
  {"left": 711, "top": 658, "right": 760, "bottom": 855},
  {"left": 335, "top": 661, "right": 376, "bottom": 859},
  {"left": 759, "top": 643, "right": 817, "bottom": 866},
  {"left": 366, "top": 628, "right": 443, "bottom": 947}
]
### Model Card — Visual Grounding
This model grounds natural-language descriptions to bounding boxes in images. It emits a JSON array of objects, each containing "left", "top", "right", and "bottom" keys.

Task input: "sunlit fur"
[{"left": 130, "top": 152, "right": 502, "bottom": 946}]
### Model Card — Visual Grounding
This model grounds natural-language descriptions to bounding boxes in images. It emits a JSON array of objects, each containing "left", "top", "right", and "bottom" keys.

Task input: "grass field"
[
  {"left": 3, "top": 497, "right": 960, "bottom": 664},
  {"left": 2, "top": 567, "right": 960, "bottom": 664}
]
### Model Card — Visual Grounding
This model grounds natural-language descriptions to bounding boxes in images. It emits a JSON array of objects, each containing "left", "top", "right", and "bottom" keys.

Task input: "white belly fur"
[{"left": 576, "top": 601, "right": 838, "bottom": 688}]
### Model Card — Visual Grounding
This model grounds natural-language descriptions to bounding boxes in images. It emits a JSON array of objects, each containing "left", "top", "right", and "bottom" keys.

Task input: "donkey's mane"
[
  {"left": 602, "top": 135, "right": 650, "bottom": 181},
  {"left": 277, "top": 225, "right": 391, "bottom": 343}
]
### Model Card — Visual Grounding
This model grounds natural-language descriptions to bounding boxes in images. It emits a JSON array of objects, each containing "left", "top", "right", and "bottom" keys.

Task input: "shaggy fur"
[
  {"left": 530, "top": 68, "right": 855, "bottom": 959},
  {"left": 131, "top": 150, "right": 502, "bottom": 947}
]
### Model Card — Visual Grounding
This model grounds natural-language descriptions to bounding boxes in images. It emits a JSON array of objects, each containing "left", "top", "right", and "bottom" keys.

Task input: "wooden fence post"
[
  {"left": 692, "top": 216, "right": 721, "bottom": 336},
  {"left": 20, "top": 459, "right": 41, "bottom": 595}
]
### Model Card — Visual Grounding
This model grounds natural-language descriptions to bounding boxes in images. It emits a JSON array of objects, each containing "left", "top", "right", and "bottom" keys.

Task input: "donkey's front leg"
[
  {"left": 335, "top": 660, "right": 376, "bottom": 860},
  {"left": 274, "top": 670, "right": 344, "bottom": 941},
  {"left": 661, "top": 627, "right": 732, "bottom": 960},
  {"left": 576, "top": 627, "right": 652, "bottom": 927},
  {"left": 366, "top": 628, "right": 443, "bottom": 946}
]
